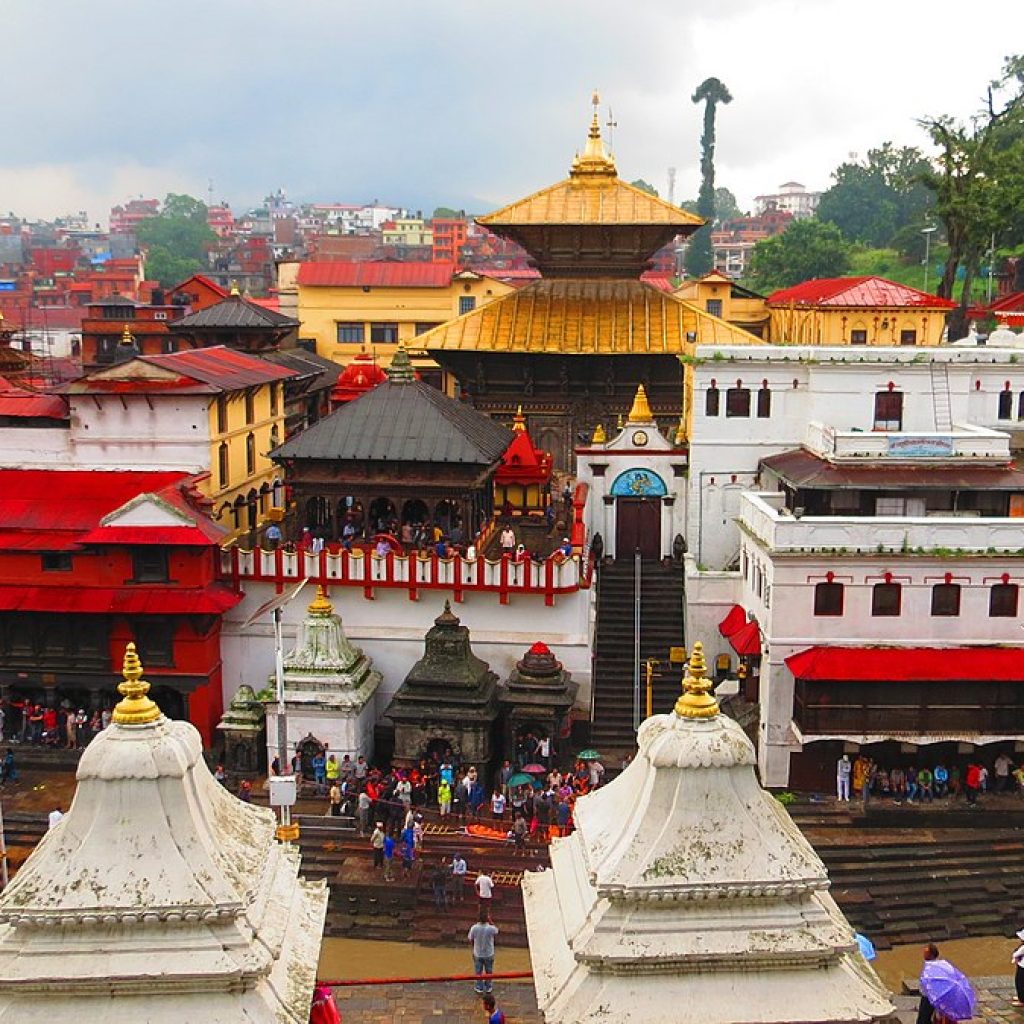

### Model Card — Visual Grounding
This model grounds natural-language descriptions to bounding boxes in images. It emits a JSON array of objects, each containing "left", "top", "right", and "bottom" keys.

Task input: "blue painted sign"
[
  {"left": 610, "top": 468, "right": 668, "bottom": 497},
  {"left": 886, "top": 435, "right": 954, "bottom": 458}
]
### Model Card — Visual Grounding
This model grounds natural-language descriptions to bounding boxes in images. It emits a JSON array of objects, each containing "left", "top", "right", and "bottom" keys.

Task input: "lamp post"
[{"left": 922, "top": 224, "right": 938, "bottom": 295}]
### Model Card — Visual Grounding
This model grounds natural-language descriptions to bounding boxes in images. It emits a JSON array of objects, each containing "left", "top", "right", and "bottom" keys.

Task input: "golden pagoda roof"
[
  {"left": 478, "top": 96, "right": 702, "bottom": 231},
  {"left": 420, "top": 278, "right": 757, "bottom": 355}
]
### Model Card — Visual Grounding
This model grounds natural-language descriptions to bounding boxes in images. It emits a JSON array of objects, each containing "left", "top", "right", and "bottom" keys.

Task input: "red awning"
[
  {"left": 718, "top": 604, "right": 746, "bottom": 637},
  {"left": 0, "top": 585, "right": 241, "bottom": 615},
  {"left": 729, "top": 620, "right": 762, "bottom": 656},
  {"left": 786, "top": 646, "right": 1024, "bottom": 682}
]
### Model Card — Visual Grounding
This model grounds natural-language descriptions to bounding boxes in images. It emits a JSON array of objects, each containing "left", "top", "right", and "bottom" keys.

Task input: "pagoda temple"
[
  {"left": 0, "top": 643, "right": 327, "bottom": 1022},
  {"left": 523, "top": 642, "right": 893, "bottom": 1024},
  {"left": 330, "top": 346, "right": 389, "bottom": 406},
  {"left": 494, "top": 405, "right": 553, "bottom": 515},
  {"left": 421, "top": 94, "right": 757, "bottom": 469}
]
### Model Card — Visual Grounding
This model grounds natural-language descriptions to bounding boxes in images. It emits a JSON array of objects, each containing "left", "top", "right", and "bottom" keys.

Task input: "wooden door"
[{"left": 615, "top": 498, "right": 661, "bottom": 560}]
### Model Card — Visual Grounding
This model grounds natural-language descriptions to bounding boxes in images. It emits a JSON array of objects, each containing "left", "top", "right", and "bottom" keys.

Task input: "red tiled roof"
[
  {"left": 297, "top": 261, "right": 459, "bottom": 288},
  {"left": 0, "top": 584, "right": 240, "bottom": 615},
  {"left": 975, "top": 291, "right": 1024, "bottom": 321},
  {"left": 639, "top": 272, "right": 677, "bottom": 293},
  {"left": 786, "top": 645, "right": 1024, "bottom": 682},
  {"left": 767, "top": 276, "right": 956, "bottom": 309},
  {"left": 144, "top": 346, "right": 296, "bottom": 389}
]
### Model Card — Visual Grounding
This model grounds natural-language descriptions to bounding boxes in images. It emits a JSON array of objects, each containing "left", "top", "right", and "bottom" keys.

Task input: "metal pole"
[
  {"left": 274, "top": 606, "right": 288, "bottom": 773},
  {"left": 632, "top": 551, "right": 642, "bottom": 731},
  {"left": 988, "top": 232, "right": 996, "bottom": 303}
]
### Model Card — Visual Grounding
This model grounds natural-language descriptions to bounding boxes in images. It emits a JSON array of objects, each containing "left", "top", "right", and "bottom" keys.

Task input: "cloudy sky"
[{"left": 3, "top": 0, "right": 1022, "bottom": 223}]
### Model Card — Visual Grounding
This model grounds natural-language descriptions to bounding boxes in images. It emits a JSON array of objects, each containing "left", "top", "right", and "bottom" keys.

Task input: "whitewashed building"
[{"left": 686, "top": 341, "right": 1024, "bottom": 788}]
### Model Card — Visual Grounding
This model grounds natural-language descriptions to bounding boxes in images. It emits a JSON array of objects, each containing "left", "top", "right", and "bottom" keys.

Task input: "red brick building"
[{"left": 0, "top": 469, "right": 239, "bottom": 745}]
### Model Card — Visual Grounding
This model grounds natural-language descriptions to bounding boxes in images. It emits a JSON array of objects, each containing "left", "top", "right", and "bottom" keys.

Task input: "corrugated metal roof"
[
  {"left": 761, "top": 447, "right": 1024, "bottom": 489},
  {"left": 767, "top": 276, "right": 956, "bottom": 309},
  {"left": 0, "top": 387, "right": 68, "bottom": 420},
  {"left": 297, "top": 261, "right": 459, "bottom": 288},
  {"left": 420, "top": 278, "right": 757, "bottom": 354},
  {"left": 172, "top": 295, "right": 298, "bottom": 330},
  {"left": 145, "top": 345, "right": 296, "bottom": 389},
  {"left": 272, "top": 379, "right": 513, "bottom": 465},
  {"left": 263, "top": 348, "right": 341, "bottom": 389}
]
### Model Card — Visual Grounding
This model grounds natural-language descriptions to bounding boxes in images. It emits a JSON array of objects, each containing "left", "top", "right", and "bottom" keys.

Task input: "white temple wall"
[{"left": 221, "top": 581, "right": 593, "bottom": 722}]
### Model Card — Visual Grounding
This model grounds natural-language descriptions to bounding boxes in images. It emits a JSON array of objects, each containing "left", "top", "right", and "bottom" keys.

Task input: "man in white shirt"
[
  {"left": 451, "top": 853, "right": 468, "bottom": 902},
  {"left": 475, "top": 870, "right": 494, "bottom": 908},
  {"left": 47, "top": 807, "right": 63, "bottom": 830}
]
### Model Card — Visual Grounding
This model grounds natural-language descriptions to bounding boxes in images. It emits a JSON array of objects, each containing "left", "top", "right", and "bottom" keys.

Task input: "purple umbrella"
[{"left": 920, "top": 959, "right": 976, "bottom": 1022}]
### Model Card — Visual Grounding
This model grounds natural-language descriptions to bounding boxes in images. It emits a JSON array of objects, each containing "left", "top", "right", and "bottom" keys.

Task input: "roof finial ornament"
[
  {"left": 385, "top": 340, "right": 415, "bottom": 383},
  {"left": 570, "top": 90, "right": 617, "bottom": 178},
  {"left": 308, "top": 585, "right": 334, "bottom": 616},
  {"left": 674, "top": 641, "right": 719, "bottom": 719},
  {"left": 512, "top": 404, "right": 526, "bottom": 432},
  {"left": 591, "top": 422, "right": 606, "bottom": 444},
  {"left": 230, "top": 281, "right": 241, "bottom": 297},
  {"left": 627, "top": 384, "right": 653, "bottom": 423},
  {"left": 112, "top": 642, "right": 162, "bottom": 725},
  {"left": 674, "top": 416, "right": 687, "bottom": 446},
  {"left": 121, "top": 323, "right": 133, "bottom": 345}
]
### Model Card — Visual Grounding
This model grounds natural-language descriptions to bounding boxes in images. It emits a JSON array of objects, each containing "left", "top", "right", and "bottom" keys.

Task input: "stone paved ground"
[
  {"left": 893, "top": 975, "right": 1019, "bottom": 1024},
  {"left": 333, "top": 980, "right": 540, "bottom": 1023}
]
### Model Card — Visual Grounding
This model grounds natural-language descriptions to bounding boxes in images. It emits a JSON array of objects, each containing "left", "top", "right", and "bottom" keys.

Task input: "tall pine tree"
[{"left": 685, "top": 78, "right": 732, "bottom": 278}]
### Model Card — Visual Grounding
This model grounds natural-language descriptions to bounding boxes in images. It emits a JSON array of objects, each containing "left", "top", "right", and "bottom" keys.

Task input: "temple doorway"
[{"left": 616, "top": 498, "right": 660, "bottom": 560}]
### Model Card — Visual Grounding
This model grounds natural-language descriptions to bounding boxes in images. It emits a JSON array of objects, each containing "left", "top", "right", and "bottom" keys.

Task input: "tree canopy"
[
  {"left": 136, "top": 193, "right": 216, "bottom": 287},
  {"left": 680, "top": 187, "right": 742, "bottom": 224},
  {"left": 816, "top": 143, "right": 934, "bottom": 248},
  {"left": 749, "top": 219, "right": 852, "bottom": 291},
  {"left": 629, "top": 179, "right": 658, "bottom": 196}
]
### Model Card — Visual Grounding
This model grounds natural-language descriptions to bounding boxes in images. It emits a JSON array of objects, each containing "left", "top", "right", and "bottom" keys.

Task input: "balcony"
[
  {"left": 739, "top": 491, "right": 1024, "bottom": 557},
  {"left": 805, "top": 421, "right": 1010, "bottom": 463}
]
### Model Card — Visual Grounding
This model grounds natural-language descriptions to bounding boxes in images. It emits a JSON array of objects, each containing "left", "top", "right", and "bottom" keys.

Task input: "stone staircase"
[{"left": 589, "top": 559, "right": 684, "bottom": 753}]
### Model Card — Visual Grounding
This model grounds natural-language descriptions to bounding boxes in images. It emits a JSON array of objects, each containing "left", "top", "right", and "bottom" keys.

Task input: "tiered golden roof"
[{"left": 420, "top": 278, "right": 757, "bottom": 355}]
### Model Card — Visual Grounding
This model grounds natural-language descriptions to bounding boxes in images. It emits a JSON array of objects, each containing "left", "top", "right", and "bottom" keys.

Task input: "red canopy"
[
  {"left": 718, "top": 604, "right": 746, "bottom": 637},
  {"left": 786, "top": 646, "right": 1024, "bottom": 682},
  {"left": 728, "top": 620, "right": 762, "bottom": 656}
]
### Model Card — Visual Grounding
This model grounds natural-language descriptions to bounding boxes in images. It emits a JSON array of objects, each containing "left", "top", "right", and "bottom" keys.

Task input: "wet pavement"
[{"left": 331, "top": 980, "right": 540, "bottom": 1023}]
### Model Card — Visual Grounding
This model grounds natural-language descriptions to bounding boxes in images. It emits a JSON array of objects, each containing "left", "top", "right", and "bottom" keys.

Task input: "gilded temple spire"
[
  {"left": 674, "top": 641, "right": 719, "bottom": 719},
  {"left": 112, "top": 642, "right": 162, "bottom": 725},
  {"left": 307, "top": 585, "right": 334, "bottom": 616},
  {"left": 627, "top": 384, "right": 654, "bottom": 423},
  {"left": 570, "top": 90, "right": 617, "bottom": 178}
]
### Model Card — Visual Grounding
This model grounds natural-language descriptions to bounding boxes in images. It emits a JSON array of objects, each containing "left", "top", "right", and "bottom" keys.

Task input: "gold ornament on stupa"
[
  {"left": 307, "top": 585, "right": 334, "bottom": 616},
  {"left": 627, "top": 384, "right": 653, "bottom": 423},
  {"left": 591, "top": 423, "right": 607, "bottom": 444},
  {"left": 512, "top": 405, "right": 526, "bottom": 432},
  {"left": 674, "top": 641, "right": 719, "bottom": 719},
  {"left": 112, "top": 642, "right": 162, "bottom": 725},
  {"left": 121, "top": 323, "right": 134, "bottom": 345}
]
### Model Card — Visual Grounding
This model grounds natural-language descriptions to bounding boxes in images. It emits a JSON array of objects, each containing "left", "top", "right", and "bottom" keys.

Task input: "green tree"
[
  {"left": 749, "top": 219, "right": 852, "bottom": 290},
  {"left": 431, "top": 206, "right": 464, "bottom": 220},
  {"left": 919, "top": 54, "right": 1024, "bottom": 334},
  {"left": 630, "top": 179, "right": 659, "bottom": 196},
  {"left": 685, "top": 78, "right": 732, "bottom": 277},
  {"left": 680, "top": 187, "right": 742, "bottom": 224},
  {"left": 136, "top": 193, "right": 216, "bottom": 287},
  {"left": 817, "top": 144, "right": 934, "bottom": 248}
]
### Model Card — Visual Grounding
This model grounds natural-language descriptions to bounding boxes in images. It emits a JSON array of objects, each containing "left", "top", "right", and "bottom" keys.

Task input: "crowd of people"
[
  {"left": 836, "top": 751, "right": 1023, "bottom": 805},
  {"left": 0, "top": 699, "right": 110, "bottom": 751}
]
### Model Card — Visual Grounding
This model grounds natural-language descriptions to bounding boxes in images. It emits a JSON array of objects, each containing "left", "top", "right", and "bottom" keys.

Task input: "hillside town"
[{"left": 2, "top": 5, "right": 1024, "bottom": 1022}]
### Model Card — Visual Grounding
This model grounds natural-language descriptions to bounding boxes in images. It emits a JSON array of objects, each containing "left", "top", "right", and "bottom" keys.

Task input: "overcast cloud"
[{"left": 1, "top": 0, "right": 1021, "bottom": 222}]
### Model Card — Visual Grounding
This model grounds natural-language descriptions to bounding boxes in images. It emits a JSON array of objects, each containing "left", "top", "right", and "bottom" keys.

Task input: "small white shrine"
[
  {"left": 0, "top": 643, "right": 328, "bottom": 1023},
  {"left": 523, "top": 641, "right": 894, "bottom": 1024},
  {"left": 265, "top": 585, "right": 382, "bottom": 765},
  {"left": 575, "top": 385, "right": 687, "bottom": 561}
]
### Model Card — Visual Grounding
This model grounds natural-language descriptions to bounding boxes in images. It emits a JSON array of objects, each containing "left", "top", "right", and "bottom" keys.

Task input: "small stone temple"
[
  {"left": 216, "top": 681, "right": 266, "bottom": 777},
  {"left": 265, "top": 585, "right": 382, "bottom": 765},
  {"left": 523, "top": 641, "right": 894, "bottom": 1024},
  {"left": 0, "top": 643, "right": 327, "bottom": 1023},
  {"left": 384, "top": 601, "right": 499, "bottom": 768},
  {"left": 498, "top": 641, "right": 577, "bottom": 765}
]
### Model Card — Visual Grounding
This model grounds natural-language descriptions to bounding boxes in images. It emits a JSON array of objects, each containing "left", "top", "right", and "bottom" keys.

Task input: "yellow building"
[
  {"left": 293, "top": 262, "right": 514, "bottom": 387},
  {"left": 674, "top": 270, "right": 771, "bottom": 338},
  {"left": 381, "top": 217, "right": 433, "bottom": 247},
  {"left": 766, "top": 276, "right": 955, "bottom": 346},
  {"left": 66, "top": 346, "right": 294, "bottom": 539}
]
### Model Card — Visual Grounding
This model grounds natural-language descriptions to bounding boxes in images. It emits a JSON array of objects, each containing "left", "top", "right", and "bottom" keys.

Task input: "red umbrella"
[{"left": 521, "top": 763, "right": 547, "bottom": 774}]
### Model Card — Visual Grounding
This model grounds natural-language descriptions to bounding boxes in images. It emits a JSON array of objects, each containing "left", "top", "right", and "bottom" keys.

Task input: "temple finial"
[
  {"left": 571, "top": 90, "right": 617, "bottom": 178},
  {"left": 674, "top": 416, "right": 687, "bottom": 445},
  {"left": 121, "top": 323, "right": 134, "bottom": 345},
  {"left": 591, "top": 423, "right": 606, "bottom": 444},
  {"left": 112, "top": 642, "right": 162, "bottom": 725},
  {"left": 674, "top": 641, "right": 719, "bottom": 719},
  {"left": 308, "top": 585, "right": 333, "bottom": 616},
  {"left": 230, "top": 281, "right": 241, "bottom": 296},
  {"left": 385, "top": 341, "right": 415, "bottom": 383},
  {"left": 627, "top": 384, "right": 653, "bottom": 423},
  {"left": 512, "top": 405, "right": 526, "bottom": 432}
]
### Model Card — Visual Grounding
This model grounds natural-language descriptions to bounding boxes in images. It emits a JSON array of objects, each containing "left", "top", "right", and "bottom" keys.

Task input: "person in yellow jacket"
[
  {"left": 438, "top": 778, "right": 452, "bottom": 817},
  {"left": 325, "top": 753, "right": 341, "bottom": 786}
]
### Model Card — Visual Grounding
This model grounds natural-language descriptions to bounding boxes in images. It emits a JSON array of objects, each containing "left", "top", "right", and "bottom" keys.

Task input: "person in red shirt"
[
  {"left": 965, "top": 763, "right": 982, "bottom": 806},
  {"left": 41, "top": 707, "right": 58, "bottom": 746}
]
